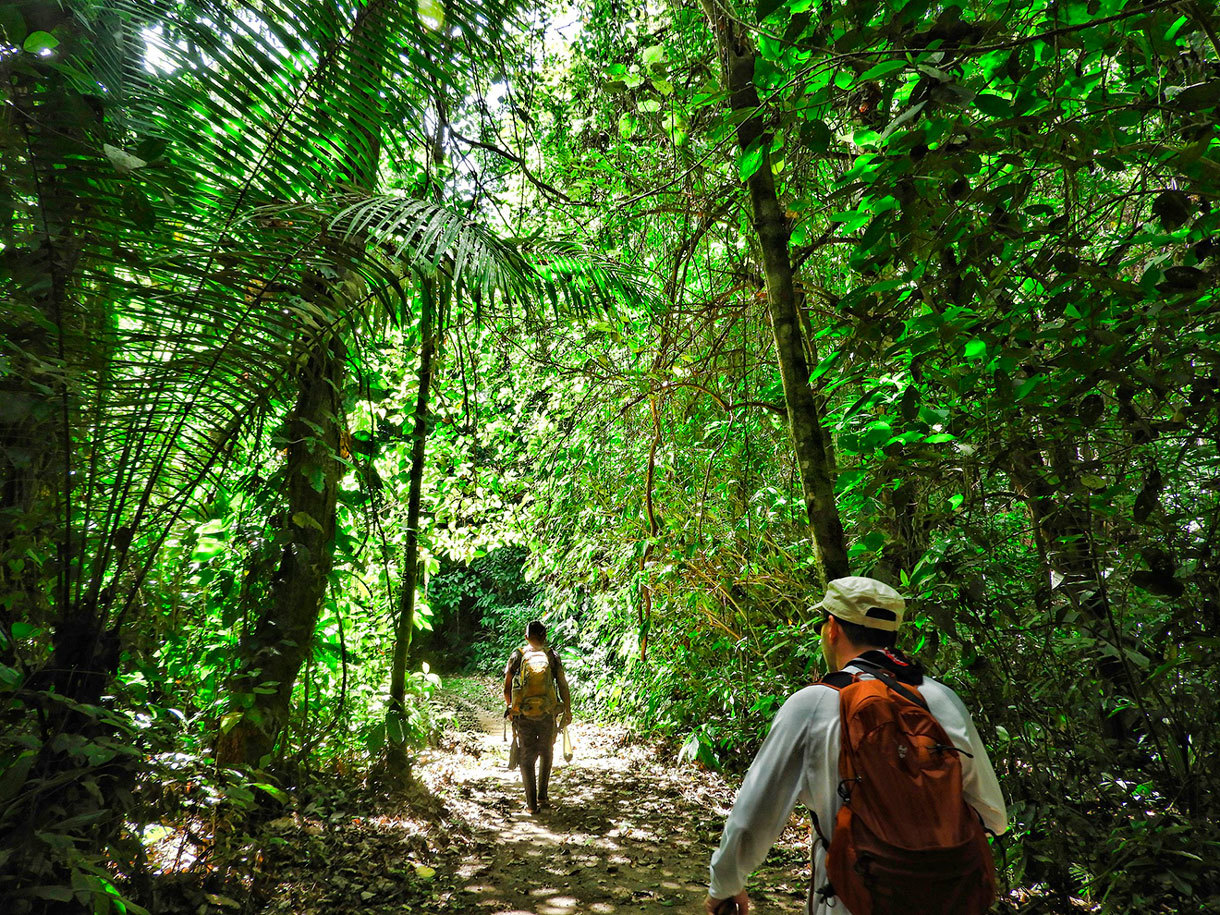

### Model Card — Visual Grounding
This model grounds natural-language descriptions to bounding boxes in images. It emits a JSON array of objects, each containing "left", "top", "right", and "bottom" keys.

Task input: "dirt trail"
[{"left": 417, "top": 679, "right": 809, "bottom": 915}]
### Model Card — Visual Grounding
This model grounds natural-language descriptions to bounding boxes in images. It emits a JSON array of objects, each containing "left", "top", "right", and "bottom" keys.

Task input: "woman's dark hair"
[
  {"left": 525, "top": 620, "right": 547, "bottom": 641},
  {"left": 835, "top": 616, "right": 897, "bottom": 649}
]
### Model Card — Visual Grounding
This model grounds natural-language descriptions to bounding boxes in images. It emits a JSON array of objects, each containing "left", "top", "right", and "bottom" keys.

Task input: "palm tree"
[{"left": 0, "top": 0, "right": 641, "bottom": 901}]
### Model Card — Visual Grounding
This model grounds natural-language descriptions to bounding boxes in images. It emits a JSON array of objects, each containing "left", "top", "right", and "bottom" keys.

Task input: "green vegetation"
[{"left": 2, "top": 0, "right": 1219, "bottom": 910}]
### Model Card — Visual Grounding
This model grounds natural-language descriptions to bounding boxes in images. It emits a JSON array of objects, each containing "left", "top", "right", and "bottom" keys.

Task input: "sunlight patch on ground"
[{"left": 414, "top": 678, "right": 809, "bottom": 913}]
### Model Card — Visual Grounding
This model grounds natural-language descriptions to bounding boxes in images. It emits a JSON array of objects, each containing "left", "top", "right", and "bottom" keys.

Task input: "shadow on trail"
[{"left": 419, "top": 679, "right": 808, "bottom": 915}]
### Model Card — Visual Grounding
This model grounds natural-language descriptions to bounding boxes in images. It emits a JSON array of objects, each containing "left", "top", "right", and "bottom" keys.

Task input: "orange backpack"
[{"left": 814, "top": 659, "right": 996, "bottom": 915}]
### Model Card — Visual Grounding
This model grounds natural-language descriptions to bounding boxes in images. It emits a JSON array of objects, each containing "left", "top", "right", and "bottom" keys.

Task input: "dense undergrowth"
[{"left": 5, "top": 0, "right": 1220, "bottom": 911}]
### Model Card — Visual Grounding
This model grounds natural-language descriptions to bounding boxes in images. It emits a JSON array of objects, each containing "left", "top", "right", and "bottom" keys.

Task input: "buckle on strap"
[{"left": 837, "top": 776, "right": 859, "bottom": 802}]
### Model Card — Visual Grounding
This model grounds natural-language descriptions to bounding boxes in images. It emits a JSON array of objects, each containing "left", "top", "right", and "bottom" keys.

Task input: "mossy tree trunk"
[
  {"left": 214, "top": 0, "right": 384, "bottom": 768},
  {"left": 386, "top": 282, "right": 437, "bottom": 773},
  {"left": 699, "top": 1, "right": 849, "bottom": 584},
  {"left": 216, "top": 335, "right": 345, "bottom": 767}
]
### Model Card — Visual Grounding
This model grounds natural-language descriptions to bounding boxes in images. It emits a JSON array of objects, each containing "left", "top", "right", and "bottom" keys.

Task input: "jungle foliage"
[{"left": 2, "top": 0, "right": 1219, "bottom": 910}]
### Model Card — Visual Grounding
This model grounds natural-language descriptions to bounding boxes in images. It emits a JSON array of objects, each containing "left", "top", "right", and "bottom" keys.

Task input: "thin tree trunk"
[
  {"left": 216, "top": 335, "right": 345, "bottom": 767},
  {"left": 1004, "top": 435, "right": 1173, "bottom": 767},
  {"left": 387, "top": 283, "right": 436, "bottom": 764},
  {"left": 699, "top": 1, "right": 849, "bottom": 583}
]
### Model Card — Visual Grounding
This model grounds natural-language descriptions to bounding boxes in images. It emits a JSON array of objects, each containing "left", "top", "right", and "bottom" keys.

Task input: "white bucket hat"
[{"left": 812, "top": 576, "right": 906, "bottom": 632}]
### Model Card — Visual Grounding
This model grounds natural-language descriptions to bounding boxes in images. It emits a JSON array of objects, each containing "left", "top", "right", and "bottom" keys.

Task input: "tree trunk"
[
  {"left": 213, "top": 0, "right": 385, "bottom": 769},
  {"left": 699, "top": 1, "right": 849, "bottom": 583},
  {"left": 387, "top": 284, "right": 436, "bottom": 767},
  {"left": 1004, "top": 435, "right": 1172, "bottom": 765},
  {"left": 1, "top": 2, "right": 89, "bottom": 655},
  {"left": 215, "top": 335, "right": 345, "bottom": 767}
]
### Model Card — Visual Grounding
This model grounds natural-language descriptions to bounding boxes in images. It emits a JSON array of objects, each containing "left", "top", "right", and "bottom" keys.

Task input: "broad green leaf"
[
  {"left": 10, "top": 622, "right": 40, "bottom": 639},
  {"left": 252, "top": 782, "right": 290, "bottom": 802},
  {"left": 292, "top": 511, "right": 324, "bottom": 532},
  {"left": 22, "top": 31, "right": 58, "bottom": 54},
  {"left": 219, "top": 711, "right": 243, "bottom": 734},
  {"left": 738, "top": 139, "right": 767, "bottom": 182},
  {"left": 860, "top": 58, "right": 906, "bottom": 81},
  {"left": 757, "top": 0, "right": 786, "bottom": 21},
  {"left": 973, "top": 93, "right": 1012, "bottom": 117}
]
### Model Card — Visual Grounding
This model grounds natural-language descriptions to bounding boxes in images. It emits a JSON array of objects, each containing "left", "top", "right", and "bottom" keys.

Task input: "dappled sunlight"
[{"left": 413, "top": 677, "right": 810, "bottom": 914}]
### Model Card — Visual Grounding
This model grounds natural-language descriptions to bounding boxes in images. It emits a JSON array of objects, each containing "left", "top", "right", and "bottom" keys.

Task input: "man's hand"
[
  {"left": 705, "top": 891, "right": 748, "bottom": 914},
  {"left": 560, "top": 710, "right": 572, "bottom": 728}
]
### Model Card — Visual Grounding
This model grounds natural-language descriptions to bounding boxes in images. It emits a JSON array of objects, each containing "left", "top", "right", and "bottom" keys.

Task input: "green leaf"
[
  {"left": 386, "top": 711, "right": 405, "bottom": 745},
  {"left": 22, "top": 31, "right": 59, "bottom": 54},
  {"left": 292, "top": 511, "right": 324, "bottom": 532},
  {"left": 860, "top": 58, "right": 906, "bottom": 81},
  {"left": 738, "top": 139, "right": 767, "bottom": 182},
  {"left": 122, "top": 187, "right": 156, "bottom": 230},
  {"left": 219, "top": 711, "right": 243, "bottom": 734},
  {"left": 800, "top": 118, "right": 832, "bottom": 153},
  {"left": 10, "top": 621, "right": 40, "bottom": 639},
  {"left": 757, "top": 0, "right": 786, "bottom": 21},
  {"left": 973, "top": 93, "right": 1011, "bottom": 117},
  {"left": 366, "top": 722, "right": 386, "bottom": 755},
  {"left": 252, "top": 782, "right": 289, "bottom": 803},
  {"left": 24, "top": 887, "right": 73, "bottom": 902}
]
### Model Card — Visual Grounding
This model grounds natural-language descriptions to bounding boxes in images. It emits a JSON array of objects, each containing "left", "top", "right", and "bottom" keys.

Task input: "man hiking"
[
  {"left": 504, "top": 620, "right": 572, "bottom": 814},
  {"left": 705, "top": 577, "right": 1007, "bottom": 915}
]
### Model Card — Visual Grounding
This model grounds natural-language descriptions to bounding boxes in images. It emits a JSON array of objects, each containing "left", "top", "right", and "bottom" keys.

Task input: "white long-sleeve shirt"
[{"left": 708, "top": 660, "right": 1007, "bottom": 914}]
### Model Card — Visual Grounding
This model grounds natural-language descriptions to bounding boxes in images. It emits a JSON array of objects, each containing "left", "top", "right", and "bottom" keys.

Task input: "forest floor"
[
  {"left": 235, "top": 676, "right": 813, "bottom": 915},
  {"left": 150, "top": 678, "right": 1079, "bottom": 915}
]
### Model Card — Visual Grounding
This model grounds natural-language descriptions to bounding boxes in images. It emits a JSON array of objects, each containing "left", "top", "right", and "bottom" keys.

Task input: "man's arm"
[
  {"left": 957, "top": 703, "right": 1007, "bottom": 834},
  {"left": 503, "top": 652, "right": 518, "bottom": 709},
  {"left": 554, "top": 655, "right": 572, "bottom": 726},
  {"left": 940, "top": 689, "right": 1007, "bottom": 834},
  {"left": 707, "top": 688, "right": 820, "bottom": 904}
]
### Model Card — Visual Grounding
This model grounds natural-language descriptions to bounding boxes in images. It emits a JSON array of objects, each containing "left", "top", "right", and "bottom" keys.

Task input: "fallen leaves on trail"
[
  {"left": 409, "top": 677, "right": 811, "bottom": 915},
  {"left": 136, "top": 677, "right": 1104, "bottom": 915},
  {"left": 142, "top": 676, "right": 812, "bottom": 914}
]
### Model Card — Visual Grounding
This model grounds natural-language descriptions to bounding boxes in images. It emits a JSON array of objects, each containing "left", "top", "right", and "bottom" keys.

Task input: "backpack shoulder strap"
[
  {"left": 509, "top": 647, "right": 528, "bottom": 680},
  {"left": 819, "top": 670, "right": 856, "bottom": 690},
  {"left": 850, "top": 658, "right": 929, "bottom": 711}
]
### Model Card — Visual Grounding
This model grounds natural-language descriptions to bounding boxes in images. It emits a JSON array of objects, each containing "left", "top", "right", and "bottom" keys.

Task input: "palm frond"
[
  {"left": 0, "top": 0, "right": 528, "bottom": 628},
  {"left": 320, "top": 193, "right": 656, "bottom": 320}
]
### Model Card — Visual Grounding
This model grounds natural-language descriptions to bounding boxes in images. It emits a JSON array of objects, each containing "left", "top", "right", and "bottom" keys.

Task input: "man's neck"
[{"left": 837, "top": 644, "right": 887, "bottom": 670}]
